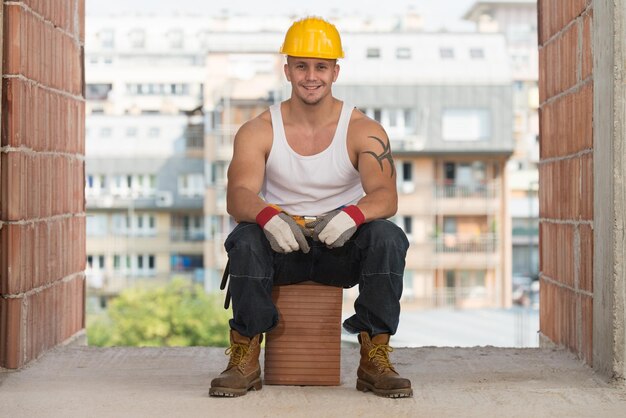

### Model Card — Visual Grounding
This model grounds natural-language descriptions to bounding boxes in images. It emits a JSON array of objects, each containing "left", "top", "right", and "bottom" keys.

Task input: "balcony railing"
[
  {"left": 170, "top": 228, "right": 205, "bottom": 242},
  {"left": 434, "top": 183, "right": 497, "bottom": 199},
  {"left": 402, "top": 286, "right": 493, "bottom": 308},
  {"left": 184, "top": 124, "right": 204, "bottom": 150},
  {"left": 434, "top": 233, "right": 497, "bottom": 253}
]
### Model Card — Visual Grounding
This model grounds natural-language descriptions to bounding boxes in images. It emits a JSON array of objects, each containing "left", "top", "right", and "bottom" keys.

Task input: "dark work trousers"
[{"left": 224, "top": 219, "right": 409, "bottom": 338}]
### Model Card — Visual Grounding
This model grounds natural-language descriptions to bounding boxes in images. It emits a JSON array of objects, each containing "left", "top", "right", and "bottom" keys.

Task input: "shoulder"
[
  {"left": 233, "top": 109, "right": 273, "bottom": 151},
  {"left": 236, "top": 109, "right": 272, "bottom": 138},
  {"left": 347, "top": 108, "right": 389, "bottom": 151}
]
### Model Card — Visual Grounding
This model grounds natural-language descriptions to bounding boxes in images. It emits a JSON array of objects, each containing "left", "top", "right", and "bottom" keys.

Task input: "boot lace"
[
  {"left": 368, "top": 344, "right": 396, "bottom": 372},
  {"left": 225, "top": 343, "right": 250, "bottom": 371}
]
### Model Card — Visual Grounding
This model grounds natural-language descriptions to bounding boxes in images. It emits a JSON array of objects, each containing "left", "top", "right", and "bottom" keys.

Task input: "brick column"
[
  {"left": 0, "top": 0, "right": 85, "bottom": 369},
  {"left": 537, "top": 0, "right": 594, "bottom": 364}
]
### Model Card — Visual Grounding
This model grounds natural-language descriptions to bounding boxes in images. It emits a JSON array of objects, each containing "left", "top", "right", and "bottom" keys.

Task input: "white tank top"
[{"left": 261, "top": 101, "right": 364, "bottom": 216}]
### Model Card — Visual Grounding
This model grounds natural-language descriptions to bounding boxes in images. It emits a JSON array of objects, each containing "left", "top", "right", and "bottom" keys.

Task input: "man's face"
[{"left": 284, "top": 57, "right": 340, "bottom": 105}]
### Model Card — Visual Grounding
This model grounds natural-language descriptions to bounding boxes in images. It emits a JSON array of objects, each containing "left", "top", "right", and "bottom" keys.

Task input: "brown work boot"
[
  {"left": 209, "top": 330, "right": 263, "bottom": 397},
  {"left": 356, "top": 332, "right": 413, "bottom": 398}
]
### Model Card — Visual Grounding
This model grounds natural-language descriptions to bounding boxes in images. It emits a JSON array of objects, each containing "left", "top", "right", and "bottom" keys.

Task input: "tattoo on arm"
[{"left": 363, "top": 136, "right": 395, "bottom": 177}]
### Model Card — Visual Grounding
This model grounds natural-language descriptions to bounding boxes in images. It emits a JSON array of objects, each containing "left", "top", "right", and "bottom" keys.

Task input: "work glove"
[
  {"left": 256, "top": 206, "right": 310, "bottom": 254},
  {"left": 307, "top": 205, "right": 365, "bottom": 248}
]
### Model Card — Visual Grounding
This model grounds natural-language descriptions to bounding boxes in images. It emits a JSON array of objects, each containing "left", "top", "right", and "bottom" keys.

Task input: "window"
[
  {"left": 179, "top": 174, "right": 205, "bottom": 197},
  {"left": 86, "top": 174, "right": 107, "bottom": 197},
  {"left": 111, "top": 175, "right": 130, "bottom": 197},
  {"left": 168, "top": 30, "right": 184, "bottom": 49},
  {"left": 443, "top": 217, "right": 457, "bottom": 234},
  {"left": 396, "top": 47, "right": 411, "bottom": 59},
  {"left": 373, "top": 109, "right": 382, "bottom": 123},
  {"left": 128, "top": 254, "right": 156, "bottom": 276},
  {"left": 86, "top": 84, "right": 112, "bottom": 101},
  {"left": 388, "top": 109, "right": 398, "bottom": 127},
  {"left": 402, "top": 162, "right": 413, "bottom": 182},
  {"left": 171, "top": 254, "right": 204, "bottom": 272},
  {"left": 129, "top": 29, "right": 146, "bottom": 49},
  {"left": 439, "top": 47, "right": 454, "bottom": 59},
  {"left": 86, "top": 215, "right": 108, "bottom": 236},
  {"left": 404, "top": 109, "right": 416, "bottom": 132},
  {"left": 441, "top": 161, "right": 487, "bottom": 195},
  {"left": 100, "top": 127, "right": 112, "bottom": 138},
  {"left": 171, "top": 214, "right": 205, "bottom": 241},
  {"left": 112, "top": 214, "right": 127, "bottom": 234},
  {"left": 403, "top": 216, "right": 413, "bottom": 235},
  {"left": 366, "top": 48, "right": 381, "bottom": 58},
  {"left": 459, "top": 270, "right": 486, "bottom": 290},
  {"left": 99, "top": 29, "right": 115, "bottom": 49},
  {"left": 114, "top": 253, "right": 156, "bottom": 277},
  {"left": 86, "top": 254, "right": 105, "bottom": 270},
  {"left": 397, "top": 161, "right": 414, "bottom": 194},
  {"left": 442, "top": 109, "right": 491, "bottom": 141},
  {"left": 126, "top": 127, "right": 137, "bottom": 137},
  {"left": 148, "top": 255, "right": 155, "bottom": 269},
  {"left": 132, "top": 174, "right": 145, "bottom": 195},
  {"left": 148, "top": 127, "right": 160, "bottom": 138},
  {"left": 470, "top": 48, "right": 485, "bottom": 59}
]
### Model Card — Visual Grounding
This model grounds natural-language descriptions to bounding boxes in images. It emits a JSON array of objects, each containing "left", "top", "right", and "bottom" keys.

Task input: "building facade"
[
  {"left": 85, "top": 18, "right": 208, "bottom": 301},
  {"left": 464, "top": 0, "right": 540, "bottom": 283}
]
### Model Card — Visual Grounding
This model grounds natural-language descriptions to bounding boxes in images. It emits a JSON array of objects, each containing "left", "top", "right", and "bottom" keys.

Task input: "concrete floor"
[{"left": 1, "top": 345, "right": 626, "bottom": 418}]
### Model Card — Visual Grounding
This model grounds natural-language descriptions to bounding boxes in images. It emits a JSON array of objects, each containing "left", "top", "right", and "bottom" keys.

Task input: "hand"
[
  {"left": 307, "top": 205, "right": 365, "bottom": 248},
  {"left": 256, "top": 207, "right": 310, "bottom": 254}
]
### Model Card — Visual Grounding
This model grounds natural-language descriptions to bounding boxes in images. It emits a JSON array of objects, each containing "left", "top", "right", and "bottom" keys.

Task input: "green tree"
[{"left": 87, "top": 279, "right": 230, "bottom": 347}]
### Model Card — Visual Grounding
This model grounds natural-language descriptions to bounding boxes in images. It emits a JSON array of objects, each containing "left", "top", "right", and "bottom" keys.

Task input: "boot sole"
[
  {"left": 356, "top": 378, "right": 413, "bottom": 398},
  {"left": 209, "top": 378, "right": 262, "bottom": 397}
]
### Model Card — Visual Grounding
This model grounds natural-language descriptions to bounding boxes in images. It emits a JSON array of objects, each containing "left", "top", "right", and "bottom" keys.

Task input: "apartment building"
[
  {"left": 85, "top": 17, "right": 207, "bottom": 300},
  {"left": 203, "top": 30, "right": 514, "bottom": 308},
  {"left": 464, "top": 0, "right": 540, "bottom": 280},
  {"left": 85, "top": 114, "right": 205, "bottom": 298}
]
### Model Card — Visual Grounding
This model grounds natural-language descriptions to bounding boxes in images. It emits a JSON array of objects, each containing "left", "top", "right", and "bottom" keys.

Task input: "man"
[{"left": 209, "top": 16, "right": 412, "bottom": 398}]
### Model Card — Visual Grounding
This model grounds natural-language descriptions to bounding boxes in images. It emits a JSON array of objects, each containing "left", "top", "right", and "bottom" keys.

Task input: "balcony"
[
  {"left": 406, "top": 234, "right": 500, "bottom": 269},
  {"left": 433, "top": 233, "right": 499, "bottom": 268},
  {"left": 404, "top": 286, "right": 496, "bottom": 309},
  {"left": 170, "top": 229, "right": 205, "bottom": 242},
  {"left": 209, "top": 126, "right": 238, "bottom": 161},
  {"left": 390, "top": 134, "right": 426, "bottom": 152},
  {"left": 433, "top": 183, "right": 499, "bottom": 215},
  {"left": 184, "top": 124, "right": 204, "bottom": 158},
  {"left": 86, "top": 192, "right": 203, "bottom": 210}
]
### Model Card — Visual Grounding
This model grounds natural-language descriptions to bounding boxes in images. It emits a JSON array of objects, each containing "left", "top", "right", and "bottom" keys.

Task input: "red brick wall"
[
  {"left": 538, "top": 0, "right": 593, "bottom": 365},
  {"left": 0, "top": 0, "right": 85, "bottom": 369}
]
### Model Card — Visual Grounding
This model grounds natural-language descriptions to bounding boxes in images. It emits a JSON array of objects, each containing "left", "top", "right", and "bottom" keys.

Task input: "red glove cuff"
[
  {"left": 256, "top": 206, "right": 280, "bottom": 228},
  {"left": 342, "top": 205, "right": 365, "bottom": 227}
]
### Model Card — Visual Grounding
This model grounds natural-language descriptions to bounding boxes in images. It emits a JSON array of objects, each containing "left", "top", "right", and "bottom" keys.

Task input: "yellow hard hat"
[{"left": 280, "top": 17, "right": 345, "bottom": 59}]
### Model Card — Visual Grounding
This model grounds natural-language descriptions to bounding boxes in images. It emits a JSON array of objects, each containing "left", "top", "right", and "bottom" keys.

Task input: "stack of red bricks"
[
  {"left": 265, "top": 282, "right": 343, "bottom": 386},
  {"left": 1, "top": 0, "right": 86, "bottom": 369},
  {"left": 537, "top": 0, "right": 593, "bottom": 365}
]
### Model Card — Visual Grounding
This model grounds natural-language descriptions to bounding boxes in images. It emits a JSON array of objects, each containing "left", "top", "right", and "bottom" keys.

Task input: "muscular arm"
[
  {"left": 226, "top": 116, "right": 272, "bottom": 223},
  {"left": 350, "top": 118, "right": 398, "bottom": 221}
]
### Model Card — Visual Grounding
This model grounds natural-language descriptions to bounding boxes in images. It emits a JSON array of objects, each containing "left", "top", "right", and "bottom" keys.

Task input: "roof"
[{"left": 463, "top": 0, "right": 537, "bottom": 21}]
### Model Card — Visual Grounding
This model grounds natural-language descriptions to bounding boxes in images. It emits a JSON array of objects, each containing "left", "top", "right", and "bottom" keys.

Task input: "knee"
[
  {"left": 358, "top": 220, "right": 409, "bottom": 250},
  {"left": 224, "top": 223, "right": 269, "bottom": 254}
]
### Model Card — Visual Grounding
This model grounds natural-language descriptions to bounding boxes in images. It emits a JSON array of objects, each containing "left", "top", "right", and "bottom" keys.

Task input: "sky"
[{"left": 86, "top": 0, "right": 477, "bottom": 31}]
